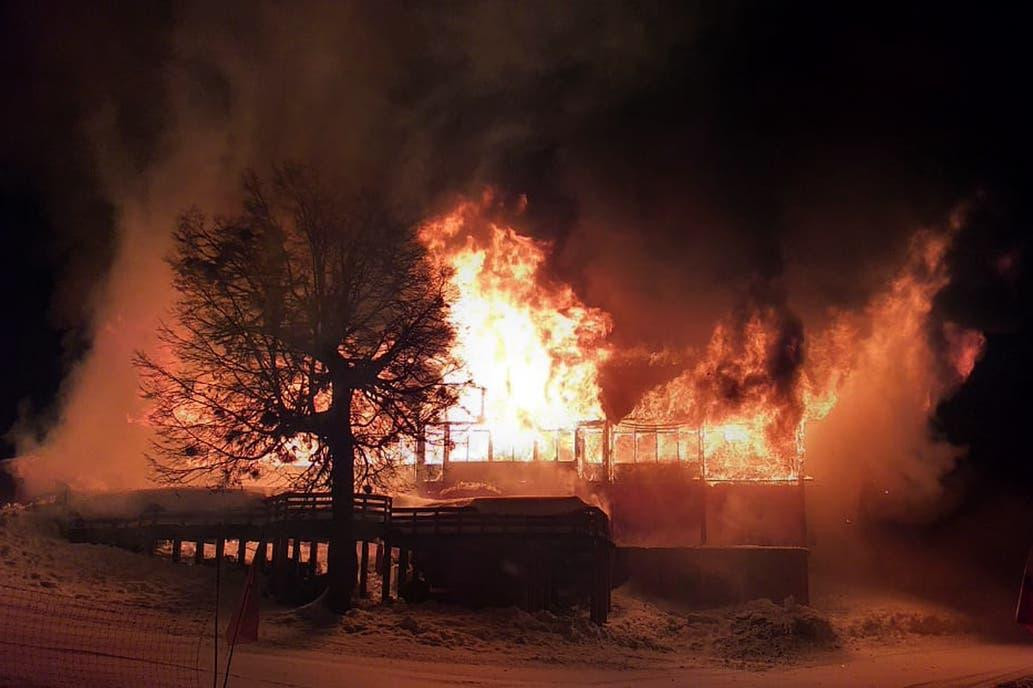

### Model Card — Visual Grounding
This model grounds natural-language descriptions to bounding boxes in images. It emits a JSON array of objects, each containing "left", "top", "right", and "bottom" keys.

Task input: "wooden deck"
[{"left": 65, "top": 491, "right": 614, "bottom": 623}]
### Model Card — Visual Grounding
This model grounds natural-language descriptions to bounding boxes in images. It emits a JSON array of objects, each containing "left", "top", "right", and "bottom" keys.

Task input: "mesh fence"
[{"left": 0, "top": 584, "right": 208, "bottom": 688}]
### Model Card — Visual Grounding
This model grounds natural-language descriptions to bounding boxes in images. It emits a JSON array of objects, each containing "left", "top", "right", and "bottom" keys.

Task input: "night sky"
[{"left": 1, "top": 2, "right": 1032, "bottom": 515}]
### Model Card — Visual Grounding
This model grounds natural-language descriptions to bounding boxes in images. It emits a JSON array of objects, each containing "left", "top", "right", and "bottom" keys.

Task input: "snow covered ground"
[{"left": 2, "top": 499, "right": 1031, "bottom": 687}]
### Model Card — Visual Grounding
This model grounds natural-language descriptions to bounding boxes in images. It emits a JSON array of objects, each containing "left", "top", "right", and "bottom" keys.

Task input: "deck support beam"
[
  {"left": 291, "top": 537, "right": 301, "bottom": 577},
  {"left": 272, "top": 536, "right": 289, "bottom": 598},
  {"left": 398, "top": 548, "right": 409, "bottom": 598},
  {"left": 380, "top": 541, "right": 392, "bottom": 604},
  {"left": 308, "top": 541, "right": 319, "bottom": 576},
  {"left": 358, "top": 541, "right": 369, "bottom": 597},
  {"left": 254, "top": 539, "right": 268, "bottom": 572}
]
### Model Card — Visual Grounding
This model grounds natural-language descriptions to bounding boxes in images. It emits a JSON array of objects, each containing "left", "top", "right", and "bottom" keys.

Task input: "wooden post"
[
  {"left": 602, "top": 420, "right": 612, "bottom": 483},
  {"left": 272, "top": 536, "right": 289, "bottom": 597},
  {"left": 358, "top": 541, "right": 369, "bottom": 597},
  {"left": 416, "top": 430, "right": 426, "bottom": 483},
  {"left": 699, "top": 481, "right": 709, "bottom": 545},
  {"left": 797, "top": 476, "right": 808, "bottom": 547},
  {"left": 291, "top": 537, "right": 301, "bottom": 571},
  {"left": 238, "top": 537, "right": 248, "bottom": 567},
  {"left": 605, "top": 543, "right": 613, "bottom": 613},
  {"left": 253, "top": 539, "right": 268, "bottom": 571},
  {"left": 398, "top": 548, "right": 409, "bottom": 598},
  {"left": 194, "top": 540, "right": 205, "bottom": 565},
  {"left": 442, "top": 423, "right": 451, "bottom": 482},
  {"left": 215, "top": 537, "right": 225, "bottom": 565},
  {"left": 171, "top": 538, "right": 182, "bottom": 563},
  {"left": 308, "top": 541, "right": 319, "bottom": 576},
  {"left": 699, "top": 427, "right": 708, "bottom": 545},
  {"left": 381, "top": 541, "right": 392, "bottom": 604}
]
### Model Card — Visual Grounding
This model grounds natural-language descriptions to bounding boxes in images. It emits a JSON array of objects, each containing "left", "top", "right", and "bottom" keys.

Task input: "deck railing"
[
  {"left": 389, "top": 505, "right": 610, "bottom": 539},
  {"left": 264, "top": 491, "right": 390, "bottom": 524},
  {"left": 69, "top": 492, "right": 609, "bottom": 542},
  {"left": 70, "top": 492, "right": 392, "bottom": 533}
]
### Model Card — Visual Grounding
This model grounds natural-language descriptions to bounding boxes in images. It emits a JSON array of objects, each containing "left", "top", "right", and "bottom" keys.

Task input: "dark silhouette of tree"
[{"left": 135, "top": 166, "right": 458, "bottom": 611}]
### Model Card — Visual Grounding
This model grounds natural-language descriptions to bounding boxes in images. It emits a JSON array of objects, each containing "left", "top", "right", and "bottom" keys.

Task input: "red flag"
[
  {"left": 1016, "top": 548, "right": 1033, "bottom": 635},
  {"left": 226, "top": 563, "right": 260, "bottom": 645}
]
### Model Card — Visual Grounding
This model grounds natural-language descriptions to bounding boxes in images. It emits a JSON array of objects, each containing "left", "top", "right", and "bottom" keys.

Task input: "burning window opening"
[{"left": 412, "top": 417, "right": 804, "bottom": 484}]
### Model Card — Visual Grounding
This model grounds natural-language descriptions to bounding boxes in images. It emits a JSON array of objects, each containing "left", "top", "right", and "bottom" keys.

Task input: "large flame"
[
  {"left": 420, "top": 198, "right": 612, "bottom": 460},
  {"left": 417, "top": 195, "right": 984, "bottom": 483},
  {"left": 629, "top": 223, "right": 984, "bottom": 481},
  {"left": 629, "top": 304, "right": 815, "bottom": 481}
]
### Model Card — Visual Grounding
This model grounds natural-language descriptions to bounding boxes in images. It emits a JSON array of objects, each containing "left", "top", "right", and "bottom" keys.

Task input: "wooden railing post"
[
  {"left": 442, "top": 423, "right": 451, "bottom": 480},
  {"left": 308, "top": 541, "right": 319, "bottom": 576},
  {"left": 272, "top": 536, "right": 289, "bottom": 598},
  {"left": 398, "top": 548, "right": 409, "bottom": 598},
  {"left": 359, "top": 541, "right": 369, "bottom": 597},
  {"left": 381, "top": 541, "right": 392, "bottom": 604},
  {"left": 253, "top": 539, "right": 268, "bottom": 572},
  {"left": 171, "top": 538, "right": 182, "bottom": 563}
]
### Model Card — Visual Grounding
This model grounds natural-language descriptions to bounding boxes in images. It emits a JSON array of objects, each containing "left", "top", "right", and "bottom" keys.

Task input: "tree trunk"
[{"left": 325, "top": 403, "right": 357, "bottom": 613}]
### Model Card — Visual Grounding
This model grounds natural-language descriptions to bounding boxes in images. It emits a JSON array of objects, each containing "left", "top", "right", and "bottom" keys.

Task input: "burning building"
[
  {"left": 381, "top": 197, "right": 834, "bottom": 605},
  {"left": 357, "top": 192, "right": 986, "bottom": 607}
]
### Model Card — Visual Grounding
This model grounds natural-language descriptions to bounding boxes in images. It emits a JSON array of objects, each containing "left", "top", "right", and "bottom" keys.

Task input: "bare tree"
[{"left": 135, "top": 166, "right": 458, "bottom": 610}]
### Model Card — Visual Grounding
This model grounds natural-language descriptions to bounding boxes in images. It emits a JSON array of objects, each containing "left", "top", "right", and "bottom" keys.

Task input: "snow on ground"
[
  {"left": 255, "top": 584, "right": 977, "bottom": 672},
  {"left": 0, "top": 501, "right": 230, "bottom": 613},
  {"left": 1, "top": 497, "right": 1026, "bottom": 686}
]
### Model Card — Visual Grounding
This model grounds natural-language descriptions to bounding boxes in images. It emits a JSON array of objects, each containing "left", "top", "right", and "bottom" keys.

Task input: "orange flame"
[
  {"left": 414, "top": 197, "right": 982, "bottom": 484},
  {"left": 420, "top": 199, "right": 612, "bottom": 459},
  {"left": 629, "top": 226, "right": 985, "bottom": 481}
]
